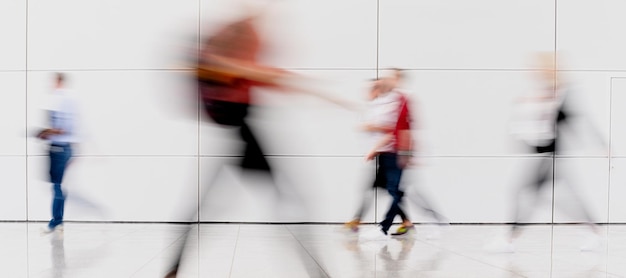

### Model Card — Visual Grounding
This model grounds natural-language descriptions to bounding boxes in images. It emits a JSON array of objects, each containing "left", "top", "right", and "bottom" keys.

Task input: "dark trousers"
[
  {"left": 354, "top": 156, "right": 409, "bottom": 222},
  {"left": 378, "top": 153, "right": 404, "bottom": 233},
  {"left": 49, "top": 143, "right": 72, "bottom": 229}
]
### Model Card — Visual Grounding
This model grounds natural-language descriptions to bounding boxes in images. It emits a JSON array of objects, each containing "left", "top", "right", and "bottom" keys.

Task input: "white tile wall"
[
  {"left": 558, "top": 0, "right": 626, "bottom": 70},
  {"left": 610, "top": 78, "right": 626, "bottom": 157},
  {"left": 379, "top": 0, "right": 554, "bottom": 70},
  {"left": 0, "top": 0, "right": 26, "bottom": 70},
  {"left": 398, "top": 70, "right": 541, "bottom": 156},
  {"left": 2, "top": 0, "right": 624, "bottom": 223},
  {"left": 609, "top": 158, "right": 626, "bottom": 222},
  {"left": 27, "top": 0, "right": 198, "bottom": 70},
  {"left": 0, "top": 72, "right": 26, "bottom": 156}
]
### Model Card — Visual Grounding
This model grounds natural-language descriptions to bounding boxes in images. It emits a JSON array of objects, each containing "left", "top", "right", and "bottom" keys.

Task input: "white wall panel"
[
  {"left": 0, "top": 0, "right": 26, "bottom": 70},
  {"left": 379, "top": 0, "right": 554, "bottom": 70},
  {"left": 26, "top": 71, "right": 198, "bottom": 156},
  {"left": 399, "top": 70, "right": 540, "bottom": 156},
  {"left": 199, "top": 157, "right": 374, "bottom": 223},
  {"left": 610, "top": 77, "right": 626, "bottom": 157},
  {"left": 0, "top": 72, "right": 26, "bottom": 156},
  {"left": 609, "top": 158, "right": 626, "bottom": 222},
  {"left": 5, "top": 0, "right": 625, "bottom": 224},
  {"left": 376, "top": 157, "right": 553, "bottom": 223},
  {"left": 28, "top": 156, "right": 198, "bottom": 222},
  {"left": 553, "top": 158, "right": 609, "bottom": 223},
  {"left": 27, "top": 0, "right": 198, "bottom": 70},
  {"left": 200, "top": 0, "right": 378, "bottom": 69},
  {"left": 558, "top": 0, "right": 626, "bottom": 70},
  {"left": 0, "top": 157, "right": 26, "bottom": 220}
]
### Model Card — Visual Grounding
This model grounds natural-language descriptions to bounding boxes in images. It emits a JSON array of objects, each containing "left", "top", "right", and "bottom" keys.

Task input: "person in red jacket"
[
  {"left": 166, "top": 2, "right": 352, "bottom": 277},
  {"left": 356, "top": 75, "right": 415, "bottom": 241},
  {"left": 344, "top": 78, "right": 414, "bottom": 235}
]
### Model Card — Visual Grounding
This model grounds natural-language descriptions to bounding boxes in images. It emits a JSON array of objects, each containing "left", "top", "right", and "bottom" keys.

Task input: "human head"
[
  {"left": 55, "top": 73, "right": 66, "bottom": 88},
  {"left": 386, "top": 68, "right": 406, "bottom": 89},
  {"left": 534, "top": 52, "right": 558, "bottom": 89}
]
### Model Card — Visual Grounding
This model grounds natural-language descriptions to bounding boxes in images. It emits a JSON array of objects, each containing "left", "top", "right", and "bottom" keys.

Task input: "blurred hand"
[
  {"left": 365, "top": 151, "right": 377, "bottom": 161},
  {"left": 361, "top": 124, "right": 374, "bottom": 132},
  {"left": 36, "top": 128, "right": 62, "bottom": 140},
  {"left": 36, "top": 129, "right": 52, "bottom": 140}
]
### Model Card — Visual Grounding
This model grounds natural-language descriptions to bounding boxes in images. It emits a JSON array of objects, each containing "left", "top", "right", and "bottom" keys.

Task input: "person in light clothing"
[
  {"left": 37, "top": 73, "right": 79, "bottom": 234},
  {"left": 345, "top": 78, "right": 414, "bottom": 235},
  {"left": 358, "top": 77, "right": 412, "bottom": 241}
]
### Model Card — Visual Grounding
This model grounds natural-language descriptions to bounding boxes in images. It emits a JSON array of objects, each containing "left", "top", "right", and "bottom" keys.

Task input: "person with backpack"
[
  {"left": 358, "top": 75, "right": 416, "bottom": 241},
  {"left": 344, "top": 77, "right": 414, "bottom": 235},
  {"left": 166, "top": 3, "right": 354, "bottom": 277}
]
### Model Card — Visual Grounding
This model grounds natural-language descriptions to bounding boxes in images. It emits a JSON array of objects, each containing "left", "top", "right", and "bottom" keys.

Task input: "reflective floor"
[{"left": 2, "top": 223, "right": 625, "bottom": 278}]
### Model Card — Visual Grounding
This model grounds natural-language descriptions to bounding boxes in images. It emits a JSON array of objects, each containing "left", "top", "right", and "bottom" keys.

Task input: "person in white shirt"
[
  {"left": 486, "top": 52, "right": 602, "bottom": 252},
  {"left": 343, "top": 76, "right": 416, "bottom": 241},
  {"left": 37, "top": 73, "right": 78, "bottom": 234},
  {"left": 345, "top": 78, "right": 414, "bottom": 235}
]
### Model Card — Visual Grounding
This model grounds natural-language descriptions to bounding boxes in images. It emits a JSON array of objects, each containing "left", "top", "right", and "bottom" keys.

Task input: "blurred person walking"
[
  {"left": 344, "top": 77, "right": 415, "bottom": 236},
  {"left": 386, "top": 69, "right": 448, "bottom": 237},
  {"left": 37, "top": 73, "right": 79, "bottom": 234},
  {"left": 486, "top": 52, "right": 603, "bottom": 253},
  {"left": 166, "top": 2, "right": 351, "bottom": 277},
  {"left": 356, "top": 76, "right": 414, "bottom": 241}
]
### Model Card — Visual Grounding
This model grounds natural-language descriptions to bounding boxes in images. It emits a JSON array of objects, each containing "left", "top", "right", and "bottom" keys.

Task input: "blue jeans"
[
  {"left": 49, "top": 143, "right": 72, "bottom": 229},
  {"left": 378, "top": 152, "right": 404, "bottom": 234}
]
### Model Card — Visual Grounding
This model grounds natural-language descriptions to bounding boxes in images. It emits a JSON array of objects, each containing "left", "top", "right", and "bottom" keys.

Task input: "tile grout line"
[
  {"left": 197, "top": 0, "right": 201, "bottom": 225},
  {"left": 24, "top": 2, "right": 30, "bottom": 275},
  {"left": 605, "top": 78, "right": 614, "bottom": 276},
  {"left": 194, "top": 0, "right": 201, "bottom": 247},
  {"left": 227, "top": 225, "right": 241, "bottom": 278},
  {"left": 550, "top": 2, "right": 557, "bottom": 276},
  {"left": 374, "top": 0, "right": 380, "bottom": 227},
  {"left": 25, "top": 0, "right": 29, "bottom": 225},
  {"left": 607, "top": 78, "right": 614, "bottom": 225},
  {"left": 285, "top": 225, "right": 332, "bottom": 278}
]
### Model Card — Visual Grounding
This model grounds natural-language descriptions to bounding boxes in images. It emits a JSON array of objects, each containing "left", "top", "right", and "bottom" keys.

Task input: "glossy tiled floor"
[{"left": 1, "top": 223, "right": 624, "bottom": 278}]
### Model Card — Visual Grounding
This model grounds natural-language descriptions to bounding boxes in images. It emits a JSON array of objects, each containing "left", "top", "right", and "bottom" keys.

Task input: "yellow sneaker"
[
  {"left": 391, "top": 225, "right": 415, "bottom": 236},
  {"left": 344, "top": 220, "right": 360, "bottom": 232}
]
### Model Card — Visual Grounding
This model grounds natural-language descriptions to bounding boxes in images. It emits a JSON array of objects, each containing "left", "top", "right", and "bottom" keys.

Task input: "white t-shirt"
[
  {"left": 509, "top": 90, "right": 566, "bottom": 147},
  {"left": 365, "top": 90, "right": 401, "bottom": 152},
  {"left": 47, "top": 89, "right": 80, "bottom": 143}
]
